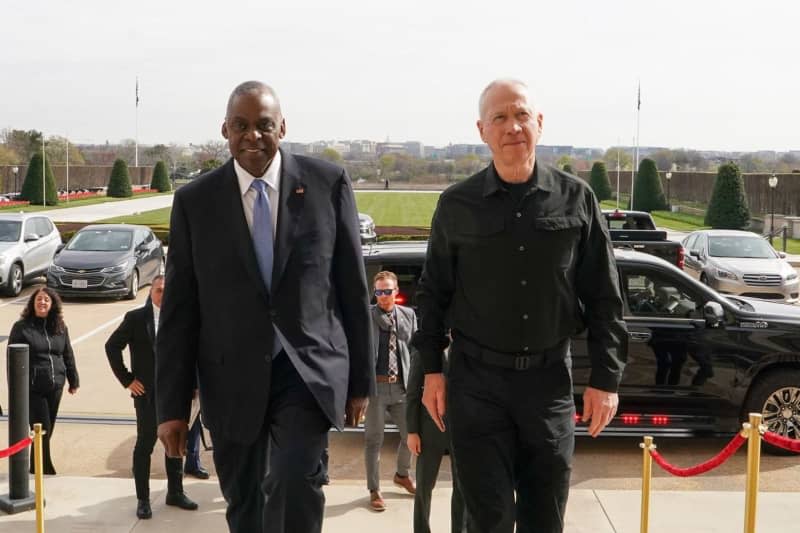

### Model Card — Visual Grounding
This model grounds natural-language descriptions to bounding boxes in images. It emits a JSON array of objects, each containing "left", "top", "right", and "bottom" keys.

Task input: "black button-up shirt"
[{"left": 412, "top": 162, "right": 627, "bottom": 392}]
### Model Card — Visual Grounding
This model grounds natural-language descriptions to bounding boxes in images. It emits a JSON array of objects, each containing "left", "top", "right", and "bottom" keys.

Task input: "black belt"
[{"left": 452, "top": 334, "right": 567, "bottom": 371}]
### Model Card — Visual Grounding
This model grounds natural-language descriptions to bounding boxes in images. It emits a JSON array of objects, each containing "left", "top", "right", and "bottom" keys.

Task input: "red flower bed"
[{"left": 58, "top": 192, "right": 99, "bottom": 201}]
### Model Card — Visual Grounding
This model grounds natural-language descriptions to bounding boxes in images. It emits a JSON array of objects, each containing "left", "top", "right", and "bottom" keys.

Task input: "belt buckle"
[
  {"left": 388, "top": 375, "right": 398, "bottom": 383},
  {"left": 514, "top": 355, "right": 532, "bottom": 371}
]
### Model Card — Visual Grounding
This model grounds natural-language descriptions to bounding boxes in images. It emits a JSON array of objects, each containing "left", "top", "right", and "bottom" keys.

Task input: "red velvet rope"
[
  {"left": 649, "top": 433, "right": 747, "bottom": 477},
  {"left": 0, "top": 437, "right": 32, "bottom": 459},
  {"left": 763, "top": 431, "right": 800, "bottom": 453}
]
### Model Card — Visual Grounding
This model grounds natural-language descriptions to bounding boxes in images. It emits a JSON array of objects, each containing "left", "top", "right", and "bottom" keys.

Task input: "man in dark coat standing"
[
  {"left": 155, "top": 81, "right": 373, "bottom": 533},
  {"left": 105, "top": 275, "right": 198, "bottom": 519}
]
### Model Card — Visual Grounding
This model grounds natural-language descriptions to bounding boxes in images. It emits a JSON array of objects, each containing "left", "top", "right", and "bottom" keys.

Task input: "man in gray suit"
[{"left": 364, "top": 270, "right": 417, "bottom": 511}]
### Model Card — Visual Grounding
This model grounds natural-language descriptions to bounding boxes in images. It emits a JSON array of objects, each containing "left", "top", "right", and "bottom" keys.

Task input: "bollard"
[
  {"left": 0, "top": 344, "right": 35, "bottom": 513},
  {"left": 639, "top": 436, "right": 654, "bottom": 533},
  {"left": 743, "top": 413, "right": 763, "bottom": 533},
  {"left": 34, "top": 424, "right": 45, "bottom": 533}
]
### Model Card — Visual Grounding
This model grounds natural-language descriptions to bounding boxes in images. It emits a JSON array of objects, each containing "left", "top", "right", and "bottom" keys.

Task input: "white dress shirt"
[
  {"left": 153, "top": 304, "right": 160, "bottom": 335},
  {"left": 234, "top": 152, "right": 281, "bottom": 239}
]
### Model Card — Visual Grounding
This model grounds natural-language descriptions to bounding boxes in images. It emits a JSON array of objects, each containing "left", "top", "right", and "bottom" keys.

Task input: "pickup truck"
[{"left": 603, "top": 209, "right": 684, "bottom": 269}]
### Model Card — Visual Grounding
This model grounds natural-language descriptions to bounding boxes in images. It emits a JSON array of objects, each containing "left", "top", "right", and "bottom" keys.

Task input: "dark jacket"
[
  {"left": 9, "top": 317, "right": 79, "bottom": 393},
  {"left": 105, "top": 300, "right": 157, "bottom": 402},
  {"left": 156, "top": 151, "right": 373, "bottom": 442}
]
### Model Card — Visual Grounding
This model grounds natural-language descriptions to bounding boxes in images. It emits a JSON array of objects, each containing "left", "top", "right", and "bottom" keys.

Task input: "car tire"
[
  {"left": 3, "top": 263, "right": 23, "bottom": 297},
  {"left": 126, "top": 270, "right": 139, "bottom": 300},
  {"left": 743, "top": 369, "right": 800, "bottom": 455}
]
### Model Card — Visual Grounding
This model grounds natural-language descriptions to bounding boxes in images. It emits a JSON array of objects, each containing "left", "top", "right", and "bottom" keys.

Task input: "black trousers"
[
  {"left": 447, "top": 347, "right": 575, "bottom": 533},
  {"left": 414, "top": 416, "right": 467, "bottom": 533},
  {"left": 29, "top": 386, "right": 64, "bottom": 475},
  {"left": 133, "top": 399, "right": 184, "bottom": 500},
  {"left": 212, "top": 352, "right": 331, "bottom": 533}
]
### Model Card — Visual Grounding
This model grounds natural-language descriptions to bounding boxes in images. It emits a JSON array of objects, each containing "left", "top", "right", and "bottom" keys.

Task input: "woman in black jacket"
[{"left": 9, "top": 287, "right": 79, "bottom": 474}]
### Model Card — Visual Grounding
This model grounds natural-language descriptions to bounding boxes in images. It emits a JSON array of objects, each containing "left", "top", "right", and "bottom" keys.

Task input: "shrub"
[
  {"left": 150, "top": 161, "right": 172, "bottom": 192},
  {"left": 588, "top": 161, "right": 613, "bottom": 201},
  {"left": 20, "top": 152, "right": 59, "bottom": 205},
  {"left": 631, "top": 158, "right": 667, "bottom": 212},
  {"left": 704, "top": 162, "right": 750, "bottom": 229},
  {"left": 108, "top": 159, "right": 133, "bottom": 198},
  {"left": 562, "top": 164, "right": 574, "bottom": 174}
]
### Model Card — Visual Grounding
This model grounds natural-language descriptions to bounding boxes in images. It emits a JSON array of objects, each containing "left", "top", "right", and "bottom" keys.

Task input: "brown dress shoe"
[
  {"left": 393, "top": 473, "right": 416, "bottom": 495},
  {"left": 369, "top": 490, "right": 386, "bottom": 512}
]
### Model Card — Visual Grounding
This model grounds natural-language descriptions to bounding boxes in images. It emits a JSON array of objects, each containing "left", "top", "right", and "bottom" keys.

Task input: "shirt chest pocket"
[{"left": 531, "top": 216, "right": 583, "bottom": 269}]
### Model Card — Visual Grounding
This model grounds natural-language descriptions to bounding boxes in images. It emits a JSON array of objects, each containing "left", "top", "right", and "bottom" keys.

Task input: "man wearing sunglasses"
[{"left": 364, "top": 271, "right": 417, "bottom": 511}]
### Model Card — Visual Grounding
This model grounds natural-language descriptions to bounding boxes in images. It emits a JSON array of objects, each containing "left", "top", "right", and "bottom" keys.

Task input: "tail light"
[
  {"left": 677, "top": 246, "right": 685, "bottom": 270},
  {"left": 621, "top": 414, "right": 641, "bottom": 425},
  {"left": 394, "top": 293, "right": 407, "bottom": 305},
  {"left": 651, "top": 415, "right": 670, "bottom": 425}
]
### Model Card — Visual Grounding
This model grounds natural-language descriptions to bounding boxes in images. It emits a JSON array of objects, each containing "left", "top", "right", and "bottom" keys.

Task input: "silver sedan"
[{"left": 682, "top": 229, "right": 799, "bottom": 304}]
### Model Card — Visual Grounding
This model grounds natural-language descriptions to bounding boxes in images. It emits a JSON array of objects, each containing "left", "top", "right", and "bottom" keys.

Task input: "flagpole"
[
  {"left": 135, "top": 77, "right": 139, "bottom": 168},
  {"left": 65, "top": 137, "right": 69, "bottom": 203},
  {"left": 635, "top": 80, "right": 641, "bottom": 183},
  {"left": 42, "top": 134, "right": 46, "bottom": 207},
  {"left": 616, "top": 138, "right": 620, "bottom": 209}
]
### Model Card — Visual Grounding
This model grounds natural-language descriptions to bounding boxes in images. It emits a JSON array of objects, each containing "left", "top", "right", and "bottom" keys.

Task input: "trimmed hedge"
[
  {"left": 631, "top": 158, "right": 667, "bottom": 212},
  {"left": 150, "top": 161, "right": 172, "bottom": 192},
  {"left": 705, "top": 162, "right": 750, "bottom": 229},
  {"left": 589, "top": 161, "right": 612, "bottom": 201},
  {"left": 108, "top": 159, "right": 133, "bottom": 198},
  {"left": 21, "top": 152, "right": 59, "bottom": 205}
]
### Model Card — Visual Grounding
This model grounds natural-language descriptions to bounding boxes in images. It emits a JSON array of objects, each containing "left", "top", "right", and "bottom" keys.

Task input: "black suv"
[{"left": 363, "top": 241, "right": 800, "bottom": 447}]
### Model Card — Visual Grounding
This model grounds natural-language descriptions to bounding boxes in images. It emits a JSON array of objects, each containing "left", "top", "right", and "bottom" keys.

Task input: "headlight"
[
  {"left": 716, "top": 269, "right": 737, "bottom": 280},
  {"left": 101, "top": 260, "right": 130, "bottom": 274},
  {"left": 787, "top": 272, "right": 798, "bottom": 281},
  {"left": 49, "top": 264, "right": 65, "bottom": 273}
]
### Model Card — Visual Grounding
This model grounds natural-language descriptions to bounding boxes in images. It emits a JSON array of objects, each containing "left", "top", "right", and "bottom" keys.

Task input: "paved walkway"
[
  {"left": 0, "top": 475, "right": 796, "bottom": 533},
  {"left": 36, "top": 194, "right": 175, "bottom": 223}
]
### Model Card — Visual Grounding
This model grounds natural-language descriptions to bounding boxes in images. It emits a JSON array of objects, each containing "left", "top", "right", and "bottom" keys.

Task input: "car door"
[
  {"left": 141, "top": 229, "right": 161, "bottom": 281},
  {"left": 22, "top": 218, "right": 50, "bottom": 275},
  {"left": 617, "top": 263, "right": 737, "bottom": 422},
  {"left": 682, "top": 233, "right": 701, "bottom": 279}
]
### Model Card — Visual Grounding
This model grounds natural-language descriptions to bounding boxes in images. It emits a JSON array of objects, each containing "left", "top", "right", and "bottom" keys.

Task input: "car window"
[
  {"left": 695, "top": 234, "right": 707, "bottom": 254},
  {"left": 33, "top": 218, "right": 52, "bottom": 237},
  {"left": 143, "top": 230, "right": 154, "bottom": 244},
  {"left": 708, "top": 236, "right": 775, "bottom": 259},
  {"left": 683, "top": 233, "right": 698, "bottom": 252},
  {"left": 23, "top": 219, "right": 36, "bottom": 237},
  {"left": 0, "top": 221, "right": 22, "bottom": 242},
  {"left": 621, "top": 268, "right": 702, "bottom": 318},
  {"left": 67, "top": 230, "right": 133, "bottom": 251}
]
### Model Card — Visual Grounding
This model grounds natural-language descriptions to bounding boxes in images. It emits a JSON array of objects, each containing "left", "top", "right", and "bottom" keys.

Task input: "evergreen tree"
[
  {"left": 704, "top": 162, "right": 750, "bottom": 229},
  {"left": 150, "top": 160, "right": 172, "bottom": 192},
  {"left": 107, "top": 159, "right": 133, "bottom": 198},
  {"left": 562, "top": 164, "right": 574, "bottom": 174},
  {"left": 588, "top": 161, "right": 613, "bottom": 201},
  {"left": 631, "top": 158, "right": 667, "bottom": 212},
  {"left": 20, "top": 152, "right": 59, "bottom": 205}
]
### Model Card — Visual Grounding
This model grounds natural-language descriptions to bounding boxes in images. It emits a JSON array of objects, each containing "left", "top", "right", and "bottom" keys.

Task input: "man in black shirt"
[{"left": 412, "top": 79, "right": 627, "bottom": 533}]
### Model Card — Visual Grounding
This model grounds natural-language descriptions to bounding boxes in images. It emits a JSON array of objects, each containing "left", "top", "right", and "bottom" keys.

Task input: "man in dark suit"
[
  {"left": 156, "top": 80, "right": 373, "bottom": 533},
  {"left": 105, "top": 275, "right": 198, "bottom": 519}
]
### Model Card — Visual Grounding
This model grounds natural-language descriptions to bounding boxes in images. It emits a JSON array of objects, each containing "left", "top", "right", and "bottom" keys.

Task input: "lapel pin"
[{"left": 294, "top": 185, "right": 305, "bottom": 196}]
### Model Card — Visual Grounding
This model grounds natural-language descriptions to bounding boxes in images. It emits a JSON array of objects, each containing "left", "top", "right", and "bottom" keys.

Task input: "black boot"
[{"left": 136, "top": 499, "right": 152, "bottom": 519}]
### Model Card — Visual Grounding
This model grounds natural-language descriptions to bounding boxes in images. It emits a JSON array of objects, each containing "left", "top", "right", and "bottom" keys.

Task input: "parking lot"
[{"left": 1, "top": 281, "right": 799, "bottom": 492}]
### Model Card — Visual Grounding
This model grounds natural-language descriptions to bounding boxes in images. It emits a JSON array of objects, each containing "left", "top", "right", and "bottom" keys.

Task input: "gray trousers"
[{"left": 364, "top": 381, "right": 412, "bottom": 491}]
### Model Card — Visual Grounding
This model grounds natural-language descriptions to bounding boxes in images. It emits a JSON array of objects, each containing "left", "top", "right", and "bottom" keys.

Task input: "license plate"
[{"left": 71, "top": 279, "right": 88, "bottom": 289}]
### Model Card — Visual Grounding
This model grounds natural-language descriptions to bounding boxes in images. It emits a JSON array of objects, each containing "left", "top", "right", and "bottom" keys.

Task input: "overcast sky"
[{"left": 3, "top": 0, "right": 799, "bottom": 152}]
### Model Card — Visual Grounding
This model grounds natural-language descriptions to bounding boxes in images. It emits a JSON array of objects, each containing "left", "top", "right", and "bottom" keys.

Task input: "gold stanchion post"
[
  {"left": 743, "top": 413, "right": 762, "bottom": 533},
  {"left": 639, "top": 435, "right": 654, "bottom": 533},
  {"left": 33, "top": 423, "right": 45, "bottom": 533}
]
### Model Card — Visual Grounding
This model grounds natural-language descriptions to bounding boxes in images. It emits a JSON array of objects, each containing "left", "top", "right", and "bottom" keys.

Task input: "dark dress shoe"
[
  {"left": 136, "top": 499, "right": 152, "bottom": 519},
  {"left": 165, "top": 492, "right": 199, "bottom": 510},
  {"left": 185, "top": 467, "right": 210, "bottom": 479}
]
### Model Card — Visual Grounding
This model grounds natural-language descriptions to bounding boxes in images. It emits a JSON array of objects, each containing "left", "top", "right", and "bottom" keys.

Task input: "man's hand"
[
  {"left": 422, "top": 373, "right": 446, "bottom": 432},
  {"left": 158, "top": 420, "right": 189, "bottom": 458},
  {"left": 68, "top": 387, "right": 79, "bottom": 395},
  {"left": 127, "top": 379, "right": 145, "bottom": 396},
  {"left": 345, "top": 397, "right": 369, "bottom": 427},
  {"left": 582, "top": 387, "right": 619, "bottom": 438},
  {"left": 407, "top": 433, "right": 422, "bottom": 456}
]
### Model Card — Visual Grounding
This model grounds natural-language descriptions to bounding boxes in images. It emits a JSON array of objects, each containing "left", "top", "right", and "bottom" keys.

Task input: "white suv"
[{"left": 0, "top": 213, "right": 62, "bottom": 296}]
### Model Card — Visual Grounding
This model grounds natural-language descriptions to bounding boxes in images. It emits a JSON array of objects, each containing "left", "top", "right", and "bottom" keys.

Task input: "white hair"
[{"left": 478, "top": 79, "right": 536, "bottom": 119}]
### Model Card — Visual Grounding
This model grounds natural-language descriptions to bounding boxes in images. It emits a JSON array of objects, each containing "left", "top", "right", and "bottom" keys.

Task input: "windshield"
[
  {"left": 0, "top": 221, "right": 22, "bottom": 242},
  {"left": 67, "top": 229, "right": 133, "bottom": 252},
  {"left": 708, "top": 236, "right": 775, "bottom": 259}
]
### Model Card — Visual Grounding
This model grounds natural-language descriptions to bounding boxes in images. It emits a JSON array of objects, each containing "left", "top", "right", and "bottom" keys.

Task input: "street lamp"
[
  {"left": 768, "top": 174, "right": 778, "bottom": 244},
  {"left": 665, "top": 171, "right": 672, "bottom": 210},
  {"left": 11, "top": 166, "right": 19, "bottom": 196}
]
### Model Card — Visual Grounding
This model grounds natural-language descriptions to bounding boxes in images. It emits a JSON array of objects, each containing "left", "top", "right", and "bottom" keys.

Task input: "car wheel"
[
  {"left": 700, "top": 273, "right": 710, "bottom": 286},
  {"left": 743, "top": 369, "right": 800, "bottom": 455},
  {"left": 126, "top": 270, "right": 139, "bottom": 300},
  {"left": 3, "top": 263, "right": 23, "bottom": 297}
]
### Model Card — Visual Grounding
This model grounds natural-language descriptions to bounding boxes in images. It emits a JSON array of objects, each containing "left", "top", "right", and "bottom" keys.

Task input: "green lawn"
[
  {"left": 99, "top": 206, "right": 172, "bottom": 225},
  {"left": 0, "top": 191, "right": 171, "bottom": 212},
  {"left": 355, "top": 192, "right": 439, "bottom": 227}
]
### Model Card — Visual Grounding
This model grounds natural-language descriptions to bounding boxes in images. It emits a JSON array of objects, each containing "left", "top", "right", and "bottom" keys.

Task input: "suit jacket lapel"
[
  {"left": 144, "top": 301, "right": 156, "bottom": 349},
  {"left": 273, "top": 149, "right": 303, "bottom": 289},
  {"left": 222, "top": 159, "right": 270, "bottom": 301}
]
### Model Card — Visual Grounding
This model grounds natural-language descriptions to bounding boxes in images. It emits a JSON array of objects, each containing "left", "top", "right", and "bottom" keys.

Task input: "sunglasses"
[{"left": 374, "top": 289, "right": 395, "bottom": 297}]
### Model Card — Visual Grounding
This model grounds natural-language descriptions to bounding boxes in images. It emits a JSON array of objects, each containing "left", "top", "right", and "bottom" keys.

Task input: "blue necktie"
[
  {"left": 250, "top": 179, "right": 274, "bottom": 291},
  {"left": 250, "top": 179, "right": 283, "bottom": 357}
]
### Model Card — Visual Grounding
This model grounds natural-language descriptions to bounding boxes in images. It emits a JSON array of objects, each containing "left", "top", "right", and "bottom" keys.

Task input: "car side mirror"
[
  {"left": 778, "top": 252, "right": 787, "bottom": 259},
  {"left": 24, "top": 233, "right": 40, "bottom": 242},
  {"left": 689, "top": 249, "right": 700, "bottom": 259},
  {"left": 55, "top": 243, "right": 65, "bottom": 254},
  {"left": 703, "top": 301, "right": 724, "bottom": 327}
]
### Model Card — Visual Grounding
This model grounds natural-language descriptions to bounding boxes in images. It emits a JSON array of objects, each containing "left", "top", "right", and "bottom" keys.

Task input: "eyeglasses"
[{"left": 374, "top": 289, "right": 395, "bottom": 297}]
